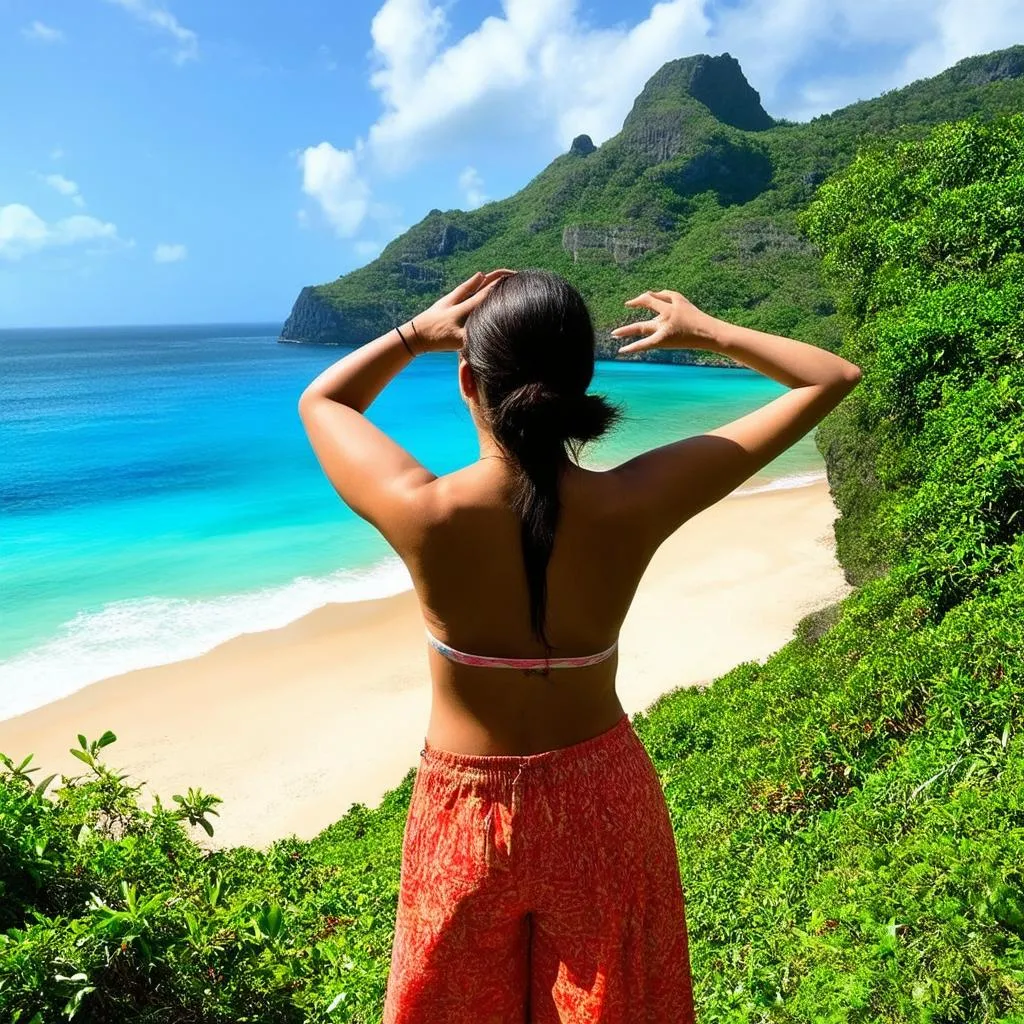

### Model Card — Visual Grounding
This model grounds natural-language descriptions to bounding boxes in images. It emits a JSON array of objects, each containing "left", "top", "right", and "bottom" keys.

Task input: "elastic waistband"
[{"left": 419, "top": 712, "right": 634, "bottom": 782}]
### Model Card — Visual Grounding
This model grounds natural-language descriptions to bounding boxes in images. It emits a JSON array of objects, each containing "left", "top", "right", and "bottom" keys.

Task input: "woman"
[{"left": 299, "top": 269, "right": 861, "bottom": 1023}]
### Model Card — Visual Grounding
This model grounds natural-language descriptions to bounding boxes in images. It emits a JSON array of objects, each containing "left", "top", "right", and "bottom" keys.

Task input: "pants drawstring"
[{"left": 509, "top": 760, "right": 526, "bottom": 858}]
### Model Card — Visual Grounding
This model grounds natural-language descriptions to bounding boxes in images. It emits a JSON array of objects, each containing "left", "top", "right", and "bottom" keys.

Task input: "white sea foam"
[
  {"left": 0, "top": 559, "right": 412, "bottom": 722},
  {"left": 1, "top": 471, "right": 828, "bottom": 722},
  {"left": 733, "top": 470, "right": 827, "bottom": 496}
]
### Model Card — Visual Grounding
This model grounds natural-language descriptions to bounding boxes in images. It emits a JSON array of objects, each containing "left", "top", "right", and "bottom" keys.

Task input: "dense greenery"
[
  {"left": 4, "top": 108, "right": 1024, "bottom": 1024},
  {"left": 282, "top": 46, "right": 1024, "bottom": 368}
]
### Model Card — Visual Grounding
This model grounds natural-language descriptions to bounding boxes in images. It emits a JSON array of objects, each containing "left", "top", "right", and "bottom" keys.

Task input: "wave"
[
  {"left": 0, "top": 470, "right": 828, "bottom": 721},
  {"left": 0, "top": 559, "right": 413, "bottom": 722},
  {"left": 733, "top": 470, "right": 827, "bottom": 496}
]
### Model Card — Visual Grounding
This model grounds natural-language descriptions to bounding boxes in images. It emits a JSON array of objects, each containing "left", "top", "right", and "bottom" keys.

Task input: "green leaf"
[{"left": 33, "top": 773, "right": 57, "bottom": 798}]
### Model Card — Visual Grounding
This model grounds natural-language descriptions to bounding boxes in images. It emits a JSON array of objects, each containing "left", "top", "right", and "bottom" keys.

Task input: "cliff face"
[
  {"left": 561, "top": 225, "right": 657, "bottom": 264},
  {"left": 280, "top": 288, "right": 388, "bottom": 346},
  {"left": 280, "top": 45, "right": 1024, "bottom": 361}
]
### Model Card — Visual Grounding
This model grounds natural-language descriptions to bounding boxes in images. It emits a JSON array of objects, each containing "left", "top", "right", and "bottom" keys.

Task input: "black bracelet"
[{"left": 395, "top": 323, "right": 415, "bottom": 357}]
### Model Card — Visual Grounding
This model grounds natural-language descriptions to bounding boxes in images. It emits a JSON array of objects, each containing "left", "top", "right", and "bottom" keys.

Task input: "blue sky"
[{"left": 1, "top": 0, "right": 1021, "bottom": 328}]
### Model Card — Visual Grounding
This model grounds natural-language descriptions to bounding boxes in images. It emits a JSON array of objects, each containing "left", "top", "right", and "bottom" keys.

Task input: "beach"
[{"left": 0, "top": 477, "right": 849, "bottom": 849}]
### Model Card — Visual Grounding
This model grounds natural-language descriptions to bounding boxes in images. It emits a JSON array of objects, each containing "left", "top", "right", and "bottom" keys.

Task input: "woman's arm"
[
  {"left": 609, "top": 290, "right": 862, "bottom": 547},
  {"left": 298, "top": 270, "right": 511, "bottom": 543}
]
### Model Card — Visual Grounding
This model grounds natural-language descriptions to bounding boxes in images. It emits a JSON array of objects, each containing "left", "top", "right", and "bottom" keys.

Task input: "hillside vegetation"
[
  {"left": 281, "top": 46, "right": 1024, "bottom": 368},
  {"left": 3, "top": 106, "right": 1024, "bottom": 1024}
]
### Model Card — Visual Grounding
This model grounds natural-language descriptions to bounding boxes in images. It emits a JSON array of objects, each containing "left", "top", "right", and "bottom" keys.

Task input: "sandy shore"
[{"left": 0, "top": 478, "right": 850, "bottom": 849}]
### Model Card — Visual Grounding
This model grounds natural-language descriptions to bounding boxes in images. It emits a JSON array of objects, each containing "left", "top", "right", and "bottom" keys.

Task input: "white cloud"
[
  {"left": 458, "top": 167, "right": 487, "bottom": 209},
  {"left": 153, "top": 242, "right": 187, "bottom": 263},
  {"left": 353, "top": 0, "right": 1024, "bottom": 171},
  {"left": 23, "top": 21, "right": 64, "bottom": 43},
  {"left": 297, "top": 0, "right": 1022, "bottom": 237},
  {"left": 43, "top": 174, "right": 85, "bottom": 208},
  {"left": 299, "top": 142, "right": 371, "bottom": 237},
  {"left": 103, "top": 0, "right": 198, "bottom": 64},
  {"left": 365, "top": 0, "right": 711, "bottom": 169},
  {"left": 898, "top": 0, "right": 1024, "bottom": 86},
  {"left": 0, "top": 204, "right": 120, "bottom": 261},
  {"left": 369, "top": 0, "right": 449, "bottom": 109},
  {"left": 50, "top": 147, "right": 65, "bottom": 161}
]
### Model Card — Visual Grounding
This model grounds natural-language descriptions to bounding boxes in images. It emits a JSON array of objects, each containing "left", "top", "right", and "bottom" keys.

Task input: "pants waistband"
[{"left": 418, "top": 712, "right": 634, "bottom": 783}]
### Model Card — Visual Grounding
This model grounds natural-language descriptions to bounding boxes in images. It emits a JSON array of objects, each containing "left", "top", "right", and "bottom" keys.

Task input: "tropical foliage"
[
  {"left": 283, "top": 45, "right": 1024, "bottom": 369},
  {"left": 3, "top": 100, "right": 1024, "bottom": 1024}
]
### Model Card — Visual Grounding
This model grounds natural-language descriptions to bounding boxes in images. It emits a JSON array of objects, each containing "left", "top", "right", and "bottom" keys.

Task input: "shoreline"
[
  {"left": 0, "top": 468, "right": 826, "bottom": 723},
  {"left": 0, "top": 477, "right": 849, "bottom": 849}
]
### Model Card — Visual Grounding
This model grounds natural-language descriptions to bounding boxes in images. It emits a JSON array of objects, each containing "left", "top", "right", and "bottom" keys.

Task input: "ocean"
[{"left": 0, "top": 323, "right": 825, "bottom": 719}]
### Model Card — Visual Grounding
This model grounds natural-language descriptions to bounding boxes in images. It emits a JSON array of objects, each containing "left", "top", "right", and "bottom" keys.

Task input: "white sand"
[{"left": 0, "top": 479, "right": 850, "bottom": 849}]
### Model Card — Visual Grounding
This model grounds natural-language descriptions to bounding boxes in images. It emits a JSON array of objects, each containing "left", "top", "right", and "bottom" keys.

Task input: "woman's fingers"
[
  {"left": 624, "top": 292, "right": 669, "bottom": 312},
  {"left": 446, "top": 271, "right": 487, "bottom": 304},
  {"left": 454, "top": 275, "right": 505, "bottom": 318},
  {"left": 617, "top": 332, "right": 661, "bottom": 355},
  {"left": 446, "top": 268, "right": 514, "bottom": 308},
  {"left": 610, "top": 320, "right": 657, "bottom": 339}
]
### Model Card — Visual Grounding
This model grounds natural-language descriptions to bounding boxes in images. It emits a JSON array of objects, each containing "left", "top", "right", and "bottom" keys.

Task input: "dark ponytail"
[{"left": 463, "top": 270, "right": 619, "bottom": 649}]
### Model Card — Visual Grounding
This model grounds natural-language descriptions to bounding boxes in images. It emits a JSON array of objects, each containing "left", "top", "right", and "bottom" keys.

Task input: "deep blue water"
[{"left": 0, "top": 324, "right": 824, "bottom": 718}]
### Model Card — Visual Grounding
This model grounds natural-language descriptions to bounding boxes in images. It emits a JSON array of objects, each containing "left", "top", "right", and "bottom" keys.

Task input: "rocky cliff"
[{"left": 280, "top": 45, "right": 1024, "bottom": 363}]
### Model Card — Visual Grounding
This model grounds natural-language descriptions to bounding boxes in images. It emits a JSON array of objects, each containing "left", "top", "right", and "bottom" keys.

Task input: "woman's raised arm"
[
  {"left": 609, "top": 290, "right": 862, "bottom": 549},
  {"left": 297, "top": 270, "right": 511, "bottom": 543}
]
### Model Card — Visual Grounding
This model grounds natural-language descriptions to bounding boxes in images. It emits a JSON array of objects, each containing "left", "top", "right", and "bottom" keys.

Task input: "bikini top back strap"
[{"left": 425, "top": 629, "right": 617, "bottom": 671}]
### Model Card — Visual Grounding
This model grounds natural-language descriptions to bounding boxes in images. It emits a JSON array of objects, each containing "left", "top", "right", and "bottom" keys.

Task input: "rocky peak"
[
  {"left": 569, "top": 134, "right": 596, "bottom": 156},
  {"left": 946, "top": 44, "right": 1024, "bottom": 87},
  {"left": 623, "top": 52, "right": 773, "bottom": 134}
]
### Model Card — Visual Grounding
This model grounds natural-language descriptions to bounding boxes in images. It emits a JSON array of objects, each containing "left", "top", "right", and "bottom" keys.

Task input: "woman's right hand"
[{"left": 611, "top": 290, "right": 721, "bottom": 355}]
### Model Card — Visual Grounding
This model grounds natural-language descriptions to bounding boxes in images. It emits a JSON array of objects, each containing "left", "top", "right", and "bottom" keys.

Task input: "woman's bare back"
[
  {"left": 402, "top": 460, "right": 652, "bottom": 755},
  {"left": 298, "top": 272, "right": 861, "bottom": 758}
]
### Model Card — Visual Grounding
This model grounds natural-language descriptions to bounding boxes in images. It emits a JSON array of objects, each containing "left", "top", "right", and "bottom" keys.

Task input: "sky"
[{"left": 1, "top": 0, "right": 1022, "bottom": 328}]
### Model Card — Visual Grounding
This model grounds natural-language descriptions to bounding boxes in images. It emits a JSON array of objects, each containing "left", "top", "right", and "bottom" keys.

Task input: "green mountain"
[{"left": 281, "top": 46, "right": 1024, "bottom": 363}]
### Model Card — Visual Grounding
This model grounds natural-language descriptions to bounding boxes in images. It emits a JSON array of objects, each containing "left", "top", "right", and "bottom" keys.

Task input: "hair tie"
[{"left": 395, "top": 323, "right": 415, "bottom": 357}]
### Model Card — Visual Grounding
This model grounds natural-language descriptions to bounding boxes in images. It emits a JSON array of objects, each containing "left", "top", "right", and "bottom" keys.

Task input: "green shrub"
[{"left": 3, "top": 113, "right": 1024, "bottom": 1024}]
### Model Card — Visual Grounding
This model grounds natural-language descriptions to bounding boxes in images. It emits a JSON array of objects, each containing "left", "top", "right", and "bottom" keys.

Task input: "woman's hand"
[
  {"left": 403, "top": 269, "right": 515, "bottom": 353},
  {"left": 610, "top": 289, "right": 721, "bottom": 355}
]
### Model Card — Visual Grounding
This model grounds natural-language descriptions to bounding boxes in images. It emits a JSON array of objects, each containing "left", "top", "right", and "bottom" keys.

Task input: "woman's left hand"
[{"left": 403, "top": 269, "right": 515, "bottom": 353}]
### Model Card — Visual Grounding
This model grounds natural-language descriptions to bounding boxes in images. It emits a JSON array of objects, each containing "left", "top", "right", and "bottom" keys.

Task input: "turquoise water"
[{"left": 0, "top": 324, "right": 823, "bottom": 718}]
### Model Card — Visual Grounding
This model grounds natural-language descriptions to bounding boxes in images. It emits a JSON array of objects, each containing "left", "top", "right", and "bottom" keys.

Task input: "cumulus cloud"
[
  {"left": 458, "top": 167, "right": 487, "bottom": 209},
  {"left": 0, "top": 204, "right": 120, "bottom": 261},
  {"left": 43, "top": 174, "right": 85, "bottom": 207},
  {"left": 299, "top": 142, "right": 371, "bottom": 237},
  {"left": 23, "top": 21, "right": 64, "bottom": 43},
  {"left": 153, "top": 242, "right": 187, "bottom": 263},
  {"left": 103, "top": 0, "right": 198, "bottom": 64},
  {"left": 357, "top": 0, "right": 1023, "bottom": 168},
  {"left": 364, "top": 0, "right": 712, "bottom": 169},
  {"left": 297, "top": 0, "right": 1022, "bottom": 237}
]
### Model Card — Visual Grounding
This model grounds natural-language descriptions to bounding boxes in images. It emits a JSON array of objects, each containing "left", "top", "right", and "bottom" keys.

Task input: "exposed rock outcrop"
[
  {"left": 562, "top": 225, "right": 657, "bottom": 265},
  {"left": 594, "top": 333, "right": 738, "bottom": 367},
  {"left": 947, "top": 45, "right": 1024, "bottom": 86},
  {"left": 569, "top": 134, "right": 596, "bottom": 156},
  {"left": 279, "top": 288, "right": 388, "bottom": 346}
]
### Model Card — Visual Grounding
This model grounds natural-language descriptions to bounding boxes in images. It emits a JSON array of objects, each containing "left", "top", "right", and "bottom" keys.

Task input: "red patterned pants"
[{"left": 383, "top": 712, "right": 696, "bottom": 1023}]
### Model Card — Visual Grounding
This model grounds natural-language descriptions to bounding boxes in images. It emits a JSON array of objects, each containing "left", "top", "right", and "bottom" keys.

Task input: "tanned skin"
[{"left": 299, "top": 271, "right": 862, "bottom": 756}]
